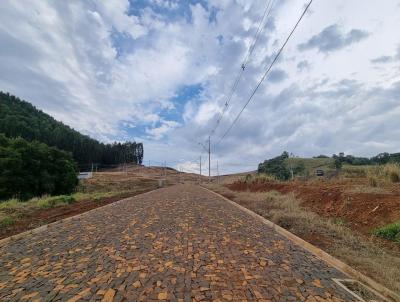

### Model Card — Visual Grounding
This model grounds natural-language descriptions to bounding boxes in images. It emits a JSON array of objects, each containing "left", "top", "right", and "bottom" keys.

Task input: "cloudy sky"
[{"left": 1, "top": 0, "right": 400, "bottom": 174}]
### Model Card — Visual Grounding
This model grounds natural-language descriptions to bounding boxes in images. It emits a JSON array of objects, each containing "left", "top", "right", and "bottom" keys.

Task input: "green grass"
[
  {"left": 0, "top": 216, "right": 14, "bottom": 227},
  {"left": 0, "top": 198, "right": 21, "bottom": 210},
  {"left": 374, "top": 221, "right": 400, "bottom": 243},
  {"left": 36, "top": 195, "right": 76, "bottom": 209},
  {"left": 284, "top": 157, "right": 334, "bottom": 176}
]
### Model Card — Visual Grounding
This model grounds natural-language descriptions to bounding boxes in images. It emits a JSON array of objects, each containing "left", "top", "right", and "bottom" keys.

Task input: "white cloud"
[
  {"left": 146, "top": 120, "right": 180, "bottom": 140},
  {"left": 1, "top": 0, "right": 400, "bottom": 174}
]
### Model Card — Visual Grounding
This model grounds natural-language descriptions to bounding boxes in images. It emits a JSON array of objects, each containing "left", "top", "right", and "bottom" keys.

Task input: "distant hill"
[
  {"left": 0, "top": 91, "right": 143, "bottom": 166},
  {"left": 258, "top": 151, "right": 400, "bottom": 180}
]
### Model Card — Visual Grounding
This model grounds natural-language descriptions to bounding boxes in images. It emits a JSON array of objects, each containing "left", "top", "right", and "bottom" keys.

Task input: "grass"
[
  {"left": 243, "top": 174, "right": 277, "bottom": 184},
  {"left": 345, "top": 185, "right": 389, "bottom": 194},
  {"left": 35, "top": 195, "right": 76, "bottom": 209},
  {"left": 340, "top": 163, "right": 400, "bottom": 188},
  {"left": 0, "top": 171, "right": 160, "bottom": 234},
  {"left": 374, "top": 221, "right": 400, "bottom": 243},
  {"left": 0, "top": 216, "right": 14, "bottom": 227},
  {"left": 0, "top": 189, "right": 154, "bottom": 232},
  {"left": 341, "top": 165, "right": 368, "bottom": 178},
  {"left": 284, "top": 157, "right": 334, "bottom": 175},
  {"left": 206, "top": 183, "right": 400, "bottom": 294},
  {"left": 366, "top": 163, "right": 400, "bottom": 187}
]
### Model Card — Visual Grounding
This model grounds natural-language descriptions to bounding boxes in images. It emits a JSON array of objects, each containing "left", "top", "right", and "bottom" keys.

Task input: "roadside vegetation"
[
  {"left": 206, "top": 182, "right": 400, "bottom": 294},
  {"left": 0, "top": 91, "right": 145, "bottom": 203},
  {"left": 0, "top": 171, "right": 159, "bottom": 239},
  {"left": 374, "top": 221, "right": 400, "bottom": 243}
]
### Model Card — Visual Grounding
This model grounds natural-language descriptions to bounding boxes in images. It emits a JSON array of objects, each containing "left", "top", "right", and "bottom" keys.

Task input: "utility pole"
[
  {"left": 217, "top": 160, "right": 219, "bottom": 184},
  {"left": 198, "top": 137, "right": 211, "bottom": 182},
  {"left": 199, "top": 155, "right": 202, "bottom": 183},
  {"left": 208, "top": 136, "right": 211, "bottom": 182}
]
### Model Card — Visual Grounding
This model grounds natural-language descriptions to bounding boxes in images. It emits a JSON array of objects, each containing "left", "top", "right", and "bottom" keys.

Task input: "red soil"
[{"left": 227, "top": 180, "right": 400, "bottom": 236}]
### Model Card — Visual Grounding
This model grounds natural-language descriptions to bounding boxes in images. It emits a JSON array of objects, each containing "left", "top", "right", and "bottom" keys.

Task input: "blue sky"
[{"left": 0, "top": 0, "right": 400, "bottom": 174}]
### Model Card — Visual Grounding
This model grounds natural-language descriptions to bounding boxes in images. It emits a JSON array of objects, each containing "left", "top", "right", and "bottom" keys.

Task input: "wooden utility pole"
[
  {"left": 208, "top": 136, "right": 211, "bottom": 182},
  {"left": 217, "top": 160, "right": 219, "bottom": 184},
  {"left": 199, "top": 156, "right": 202, "bottom": 183}
]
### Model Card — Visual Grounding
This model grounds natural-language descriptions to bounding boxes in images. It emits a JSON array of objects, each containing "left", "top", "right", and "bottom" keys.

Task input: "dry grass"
[
  {"left": 242, "top": 174, "right": 277, "bottom": 184},
  {"left": 206, "top": 184, "right": 400, "bottom": 294},
  {"left": 341, "top": 165, "right": 368, "bottom": 178},
  {"left": 345, "top": 185, "right": 389, "bottom": 194},
  {"left": 0, "top": 172, "right": 160, "bottom": 231},
  {"left": 366, "top": 163, "right": 400, "bottom": 187},
  {"left": 78, "top": 172, "right": 158, "bottom": 193},
  {"left": 0, "top": 190, "right": 144, "bottom": 229}
]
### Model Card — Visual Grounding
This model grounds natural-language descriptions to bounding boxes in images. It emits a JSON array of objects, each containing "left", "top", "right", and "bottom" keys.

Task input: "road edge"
[
  {"left": 0, "top": 187, "right": 163, "bottom": 248},
  {"left": 201, "top": 185, "right": 400, "bottom": 302}
]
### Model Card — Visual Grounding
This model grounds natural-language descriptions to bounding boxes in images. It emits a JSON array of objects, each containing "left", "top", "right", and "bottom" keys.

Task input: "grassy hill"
[{"left": 285, "top": 157, "right": 334, "bottom": 176}]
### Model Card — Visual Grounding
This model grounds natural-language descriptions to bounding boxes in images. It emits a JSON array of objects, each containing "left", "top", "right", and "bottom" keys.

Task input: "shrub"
[
  {"left": 258, "top": 152, "right": 291, "bottom": 181},
  {"left": 374, "top": 221, "right": 400, "bottom": 243}
]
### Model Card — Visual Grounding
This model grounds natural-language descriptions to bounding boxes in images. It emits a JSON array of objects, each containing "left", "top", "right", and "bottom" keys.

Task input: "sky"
[{"left": 0, "top": 0, "right": 400, "bottom": 175}]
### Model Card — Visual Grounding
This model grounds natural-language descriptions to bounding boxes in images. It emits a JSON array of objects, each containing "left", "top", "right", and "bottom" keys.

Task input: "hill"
[{"left": 0, "top": 92, "right": 143, "bottom": 166}]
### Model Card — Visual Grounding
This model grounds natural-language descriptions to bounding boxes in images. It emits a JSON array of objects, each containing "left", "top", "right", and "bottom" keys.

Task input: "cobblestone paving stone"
[{"left": 0, "top": 184, "right": 358, "bottom": 302}]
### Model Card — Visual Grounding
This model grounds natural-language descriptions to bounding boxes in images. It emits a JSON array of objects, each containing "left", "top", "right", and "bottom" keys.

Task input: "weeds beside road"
[
  {"left": 0, "top": 172, "right": 159, "bottom": 239},
  {"left": 205, "top": 183, "right": 400, "bottom": 294}
]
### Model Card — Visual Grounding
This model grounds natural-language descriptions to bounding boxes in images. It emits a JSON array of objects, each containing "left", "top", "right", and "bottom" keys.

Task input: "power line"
[
  {"left": 216, "top": 0, "right": 313, "bottom": 147},
  {"left": 209, "top": 0, "right": 276, "bottom": 138}
]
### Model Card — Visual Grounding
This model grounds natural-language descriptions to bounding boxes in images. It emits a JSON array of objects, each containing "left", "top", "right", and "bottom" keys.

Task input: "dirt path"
[{"left": 0, "top": 185, "right": 359, "bottom": 301}]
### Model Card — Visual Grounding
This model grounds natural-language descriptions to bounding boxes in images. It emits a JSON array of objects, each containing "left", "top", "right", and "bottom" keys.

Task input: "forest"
[
  {"left": 0, "top": 134, "right": 78, "bottom": 200},
  {"left": 0, "top": 92, "right": 144, "bottom": 167}
]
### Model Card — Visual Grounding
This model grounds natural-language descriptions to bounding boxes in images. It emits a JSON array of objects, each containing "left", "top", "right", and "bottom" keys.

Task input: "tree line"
[
  {"left": 0, "top": 92, "right": 144, "bottom": 166},
  {"left": 258, "top": 151, "right": 400, "bottom": 181},
  {"left": 0, "top": 134, "right": 78, "bottom": 200}
]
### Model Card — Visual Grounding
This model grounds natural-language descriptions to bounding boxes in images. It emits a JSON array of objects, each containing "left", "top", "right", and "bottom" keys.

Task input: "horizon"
[{"left": 1, "top": 1, "right": 400, "bottom": 175}]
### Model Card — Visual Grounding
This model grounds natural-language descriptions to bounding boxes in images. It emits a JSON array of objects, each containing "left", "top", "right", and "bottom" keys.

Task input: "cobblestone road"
[{"left": 0, "top": 184, "right": 357, "bottom": 301}]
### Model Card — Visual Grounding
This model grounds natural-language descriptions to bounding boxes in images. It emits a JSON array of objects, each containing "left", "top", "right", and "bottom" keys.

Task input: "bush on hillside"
[
  {"left": 374, "top": 221, "right": 400, "bottom": 243},
  {"left": 0, "top": 134, "right": 78, "bottom": 200}
]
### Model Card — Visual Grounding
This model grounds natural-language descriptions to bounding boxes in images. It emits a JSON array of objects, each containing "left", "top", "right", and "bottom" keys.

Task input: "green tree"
[
  {"left": 0, "top": 91, "right": 144, "bottom": 167},
  {"left": 0, "top": 134, "right": 78, "bottom": 200}
]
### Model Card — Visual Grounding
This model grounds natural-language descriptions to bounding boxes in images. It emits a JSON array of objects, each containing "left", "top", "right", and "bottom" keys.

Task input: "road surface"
[{"left": 0, "top": 184, "right": 357, "bottom": 301}]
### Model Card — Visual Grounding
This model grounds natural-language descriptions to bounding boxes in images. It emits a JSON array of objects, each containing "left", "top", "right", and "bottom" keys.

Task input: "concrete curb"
[
  {"left": 201, "top": 186, "right": 400, "bottom": 302},
  {"left": 0, "top": 188, "right": 163, "bottom": 248}
]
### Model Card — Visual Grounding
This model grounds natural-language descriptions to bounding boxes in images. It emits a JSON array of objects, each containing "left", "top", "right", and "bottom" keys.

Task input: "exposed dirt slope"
[{"left": 227, "top": 180, "right": 400, "bottom": 236}]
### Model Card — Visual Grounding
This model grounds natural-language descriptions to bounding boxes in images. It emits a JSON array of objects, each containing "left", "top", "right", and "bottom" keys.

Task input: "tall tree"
[{"left": 0, "top": 91, "right": 144, "bottom": 166}]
